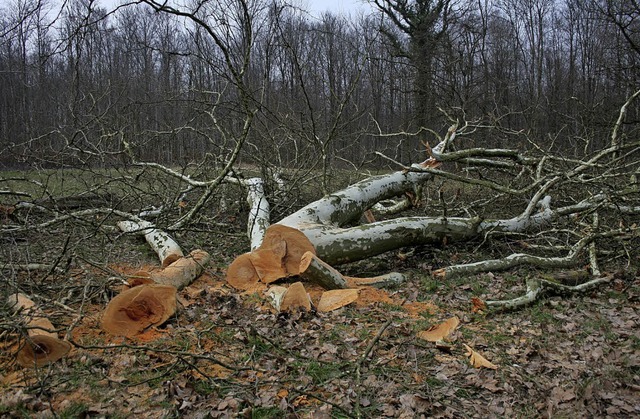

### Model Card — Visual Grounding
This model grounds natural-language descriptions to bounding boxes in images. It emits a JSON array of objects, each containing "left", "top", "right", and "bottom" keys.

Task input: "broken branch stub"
[
  {"left": 101, "top": 284, "right": 177, "bottom": 337},
  {"left": 7, "top": 293, "right": 72, "bottom": 368}
]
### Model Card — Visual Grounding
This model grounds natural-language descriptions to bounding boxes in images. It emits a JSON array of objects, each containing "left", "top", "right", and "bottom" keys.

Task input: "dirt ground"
[{"left": 1, "top": 245, "right": 639, "bottom": 418}]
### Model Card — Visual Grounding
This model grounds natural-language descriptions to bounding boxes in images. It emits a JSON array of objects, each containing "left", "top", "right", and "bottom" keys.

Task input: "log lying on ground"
[
  {"left": 486, "top": 275, "right": 613, "bottom": 310},
  {"left": 101, "top": 284, "right": 177, "bottom": 337},
  {"left": 101, "top": 249, "right": 210, "bottom": 337},
  {"left": 298, "top": 251, "right": 406, "bottom": 289},
  {"left": 117, "top": 220, "right": 184, "bottom": 267},
  {"left": 7, "top": 293, "right": 71, "bottom": 368}
]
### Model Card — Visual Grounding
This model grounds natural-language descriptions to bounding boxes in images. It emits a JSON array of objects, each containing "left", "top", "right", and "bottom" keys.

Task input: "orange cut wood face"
[
  {"left": 226, "top": 253, "right": 260, "bottom": 290},
  {"left": 317, "top": 289, "right": 359, "bottom": 312},
  {"left": 264, "top": 225, "right": 315, "bottom": 275},
  {"left": 101, "top": 284, "right": 177, "bottom": 337},
  {"left": 226, "top": 225, "right": 316, "bottom": 289},
  {"left": 280, "top": 282, "right": 311, "bottom": 312},
  {"left": 249, "top": 247, "right": 287, "bottom": 284},
  {"left": 16, "top": 335, "right": 72, "bottom": 368}
]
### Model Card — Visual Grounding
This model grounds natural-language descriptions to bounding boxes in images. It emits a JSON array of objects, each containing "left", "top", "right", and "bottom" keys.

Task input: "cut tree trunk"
[
  {"left": 101, "top": 284, "right": 178, "bottom": 337},
  {"left": 7, "top": 293, "right": 72, "bottom": 368},
  {"left": 226, "top": 224, "right": 316, "bottom": 290},
  {"left": 101, "top": 249, "right": 210, "bottom": 337}
]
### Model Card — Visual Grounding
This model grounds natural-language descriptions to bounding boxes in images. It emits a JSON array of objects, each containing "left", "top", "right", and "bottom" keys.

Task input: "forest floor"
[
  {"left": 1, "top": 168, "right": 639, "bottom": 418},
  {"left": 1, "top": 236, "right": 639, "bottom": 418}
]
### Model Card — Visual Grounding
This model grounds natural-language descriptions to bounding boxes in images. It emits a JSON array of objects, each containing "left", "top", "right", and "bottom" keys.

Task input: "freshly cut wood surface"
[
  {"left": 317, "top": 289, "right": 359, "bottom": 312},
  {"left": 7, "top": 293, "right": 72, "bottom": 368},
  {"left": 280, "top": 282, "right": 311, "bottom": 312},
  {"left": 101, "top": 284, "right": 177, "bottom": 337},
  {"left": 226, "top": 253, "right": 260, "bottom": 290}
]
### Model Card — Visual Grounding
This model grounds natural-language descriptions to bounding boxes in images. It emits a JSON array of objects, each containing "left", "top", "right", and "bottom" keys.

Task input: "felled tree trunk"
[
  {"left": 101, "top": 284, "right": 178, "bottom": 337},
  {"left": 7, "top": 293, "right": 72, "bottom": 368},
  {"left": 101, "top": 250, "right": 210, "bottom": 337}
]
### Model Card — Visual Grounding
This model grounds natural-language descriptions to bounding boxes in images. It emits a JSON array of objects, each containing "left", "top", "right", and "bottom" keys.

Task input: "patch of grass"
[
  {"left": 59, "top": 402, "right": 89, "bottom": 419},
  {"left": 300, "top": 360, "right": 342, "bottom": 385},
  {"left": 629, "top": 335, "right": 640, "bottom": 350},
  {"left": 193, "top": 379, "right": 218, "bottom": 396},
  {"left": 380, "top": 302, "right": 404, "bottom": 312},
  {"left": 0, "top": 403, "right": 31, "bottom": 418},
  {"left": 420, "top": 276, "right": 439, "bottom": 293},
  {"left": 251, "top": 406, "right": 286, "bottom": 418},
  {"left": 527, "top": 304, "right": 558, "bottom": 326}
]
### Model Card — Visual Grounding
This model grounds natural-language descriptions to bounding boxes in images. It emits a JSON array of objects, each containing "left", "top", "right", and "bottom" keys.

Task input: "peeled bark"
[{"left": 7, "top": 293, "right": 71, "bottom": 368}]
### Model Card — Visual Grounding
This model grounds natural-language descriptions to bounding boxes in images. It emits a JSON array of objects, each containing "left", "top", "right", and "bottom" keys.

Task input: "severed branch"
[
  {"left": 433, "top": 230, "right": 628, "bottom": 280},
  {"left": 486, "top": 275, "right": 613, "bottom": 311}
]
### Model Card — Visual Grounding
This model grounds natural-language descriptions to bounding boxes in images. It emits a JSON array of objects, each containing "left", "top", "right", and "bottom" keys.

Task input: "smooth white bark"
[{"left": 117, "top": 220, "right": 184, "bottom": 267}]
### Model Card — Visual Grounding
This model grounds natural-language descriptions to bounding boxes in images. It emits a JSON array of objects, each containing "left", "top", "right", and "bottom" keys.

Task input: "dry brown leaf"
[
  {"left": 471, "top": 297, "right": 487, "bottom": 313},
  {"left": 463, "top": 343, "right": 498, "bottom": 369},
  {"left": 317, "top": 289, "right": 359, "bottom": 312},
  {"left": 417, "top": 316, "right": 460, "bottom": 342}
]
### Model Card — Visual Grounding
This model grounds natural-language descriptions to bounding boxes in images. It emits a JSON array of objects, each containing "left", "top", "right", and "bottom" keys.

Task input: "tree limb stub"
[
  {"left": 299, "top": 251, "right": 348, "bottom": 289},
  {"left": 298, "top": 251, "right": 407, "bottom": 289},
  {"left": 7, "top": 293, "right": 72, "bottom": 368},
  {"left": 117, "top": 220, "right": 184, "bottom": 267}
]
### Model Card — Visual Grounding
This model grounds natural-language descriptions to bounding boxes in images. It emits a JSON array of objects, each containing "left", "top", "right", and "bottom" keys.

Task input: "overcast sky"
[
  {"left": 93, "top": 0, "right": 373, "bottom": 17},
  {"left": 305, "top": 0, "right": 372, "bottom": 17}
]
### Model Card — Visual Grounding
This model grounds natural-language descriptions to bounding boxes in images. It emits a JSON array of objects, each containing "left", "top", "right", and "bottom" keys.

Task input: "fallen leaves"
[
  {"left": 418, "top": 316, "right": 499, "bottom": 370},
  {"left": 471, "top": 297, "right": 486, "bottom": 313},
  {"left": 463, "top": 344, "right": 498, "bottom": 369}
]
